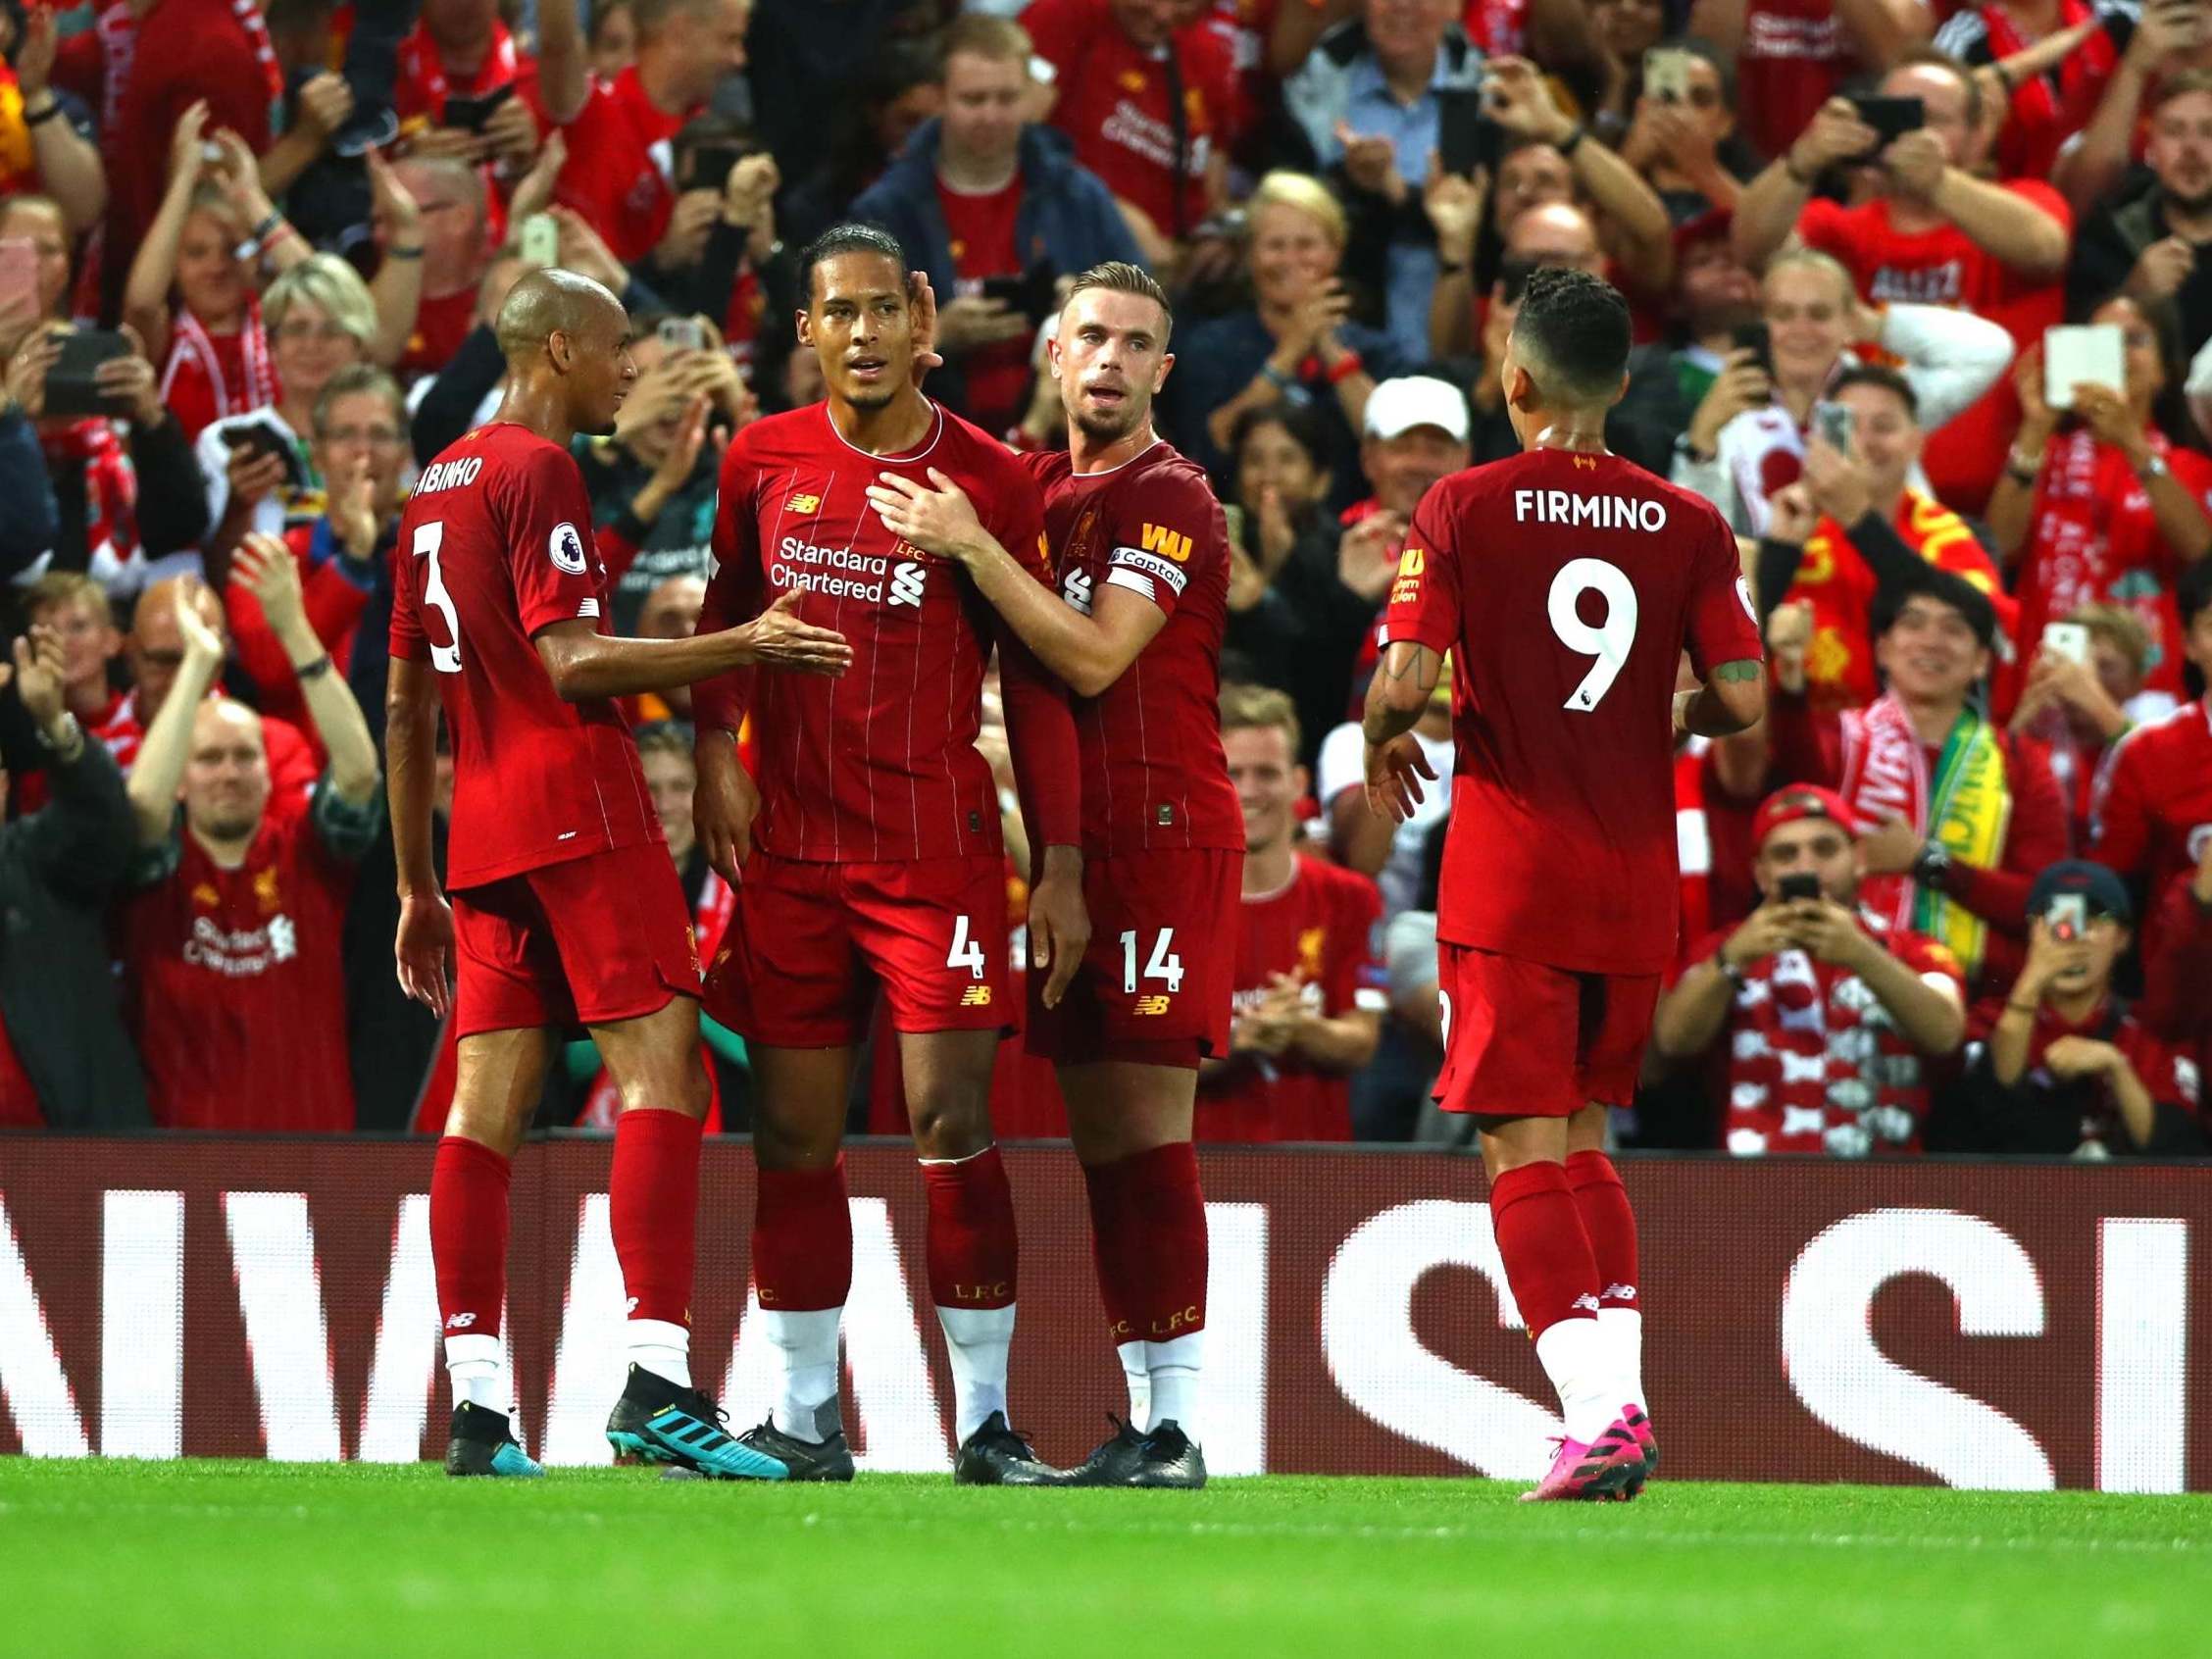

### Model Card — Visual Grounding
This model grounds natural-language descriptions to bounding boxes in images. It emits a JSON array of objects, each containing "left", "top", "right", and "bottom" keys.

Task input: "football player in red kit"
[
  {"left": 1363, "top": 269, "right": 1766, "bottom": 1501},
  {"left": 871, "top": 261, "right": 1241, "bottom": 1488},
  {"left": 386, "top": 269, "right": 851, "bottom": 1480},
  {"left": 690, "top": 226, "right": 1085, "bottom": 1485}
]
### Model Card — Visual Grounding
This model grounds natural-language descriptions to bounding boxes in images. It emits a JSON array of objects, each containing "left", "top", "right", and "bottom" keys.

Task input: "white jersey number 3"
[
  {"left": 1548, "top": 557, "right": 1638, "bottom": 712},
  {"left": 413, "top": 520, "right": 463, "bottom": 675}
]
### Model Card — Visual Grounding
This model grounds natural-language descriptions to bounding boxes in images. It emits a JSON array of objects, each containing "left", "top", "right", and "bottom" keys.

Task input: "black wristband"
[
  {"left": 295, "top": 653, "right": 335, "bottom": 681},
  {"left": 25, "top": 98, "right": 66, "bottom": 127},
  {"left": 1556, "top": 124, "right": 1586, "bottom": 159}
]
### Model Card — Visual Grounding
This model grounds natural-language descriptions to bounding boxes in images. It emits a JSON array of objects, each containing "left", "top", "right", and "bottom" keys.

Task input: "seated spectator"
[
  {"left": 1172, "top": 170, "right": 1393, "bottom": 500},
  {"left": 121, "top": 542, "right": 381, "bottom": 1131},
  {"left": 1734, "top": 51, "right": 2072, "bottom": 513},
  {"left": 0, "top": 192, "right": 71, "bottom": 339},
  {"left": 1934, "top": 0, "right": 2137, "bottom": 183},
  {"left": 1617, "top": 38, "right": 1761, "bottom": 224},
  {"left": 851, "top": 13, "right": 1144, "bottom": 437},
  {"left": 1673, "top": 249, "right": 2013, "bottom": 536},
  {"left": 2051, "top": 10, "right": 2212, "bottom": 219},
  {"left": 1691, "top": 0, "right": 1931, "bottom": 169},
  {"left": 3, "top": 320, "right": 210, "bottom": 594},
  {"left": 22, "top": 574, "right": 125, "bottom": 736},
  {"left": 1024, "top": 0, "right": 1235, "bottom": 269},
  {"left": 1959, "top": 860, "right": 2205, "bottom": 1156},
  {"left": 540, "top": 0, "right": 754, "bottom": 267},
  {"left": 628, "top": 573, "right": 709, "bottom": 725},
  {"left": 225, "top": 366, "right": 410, "bottom": 748},
  {"left": 2070, "top": 70, "right": 2212, "bottom": 356},
  {"left": 2012, "top": 604, "right": 2176, "bottom": 850},
  {"left": 0, "top": 623, "right": 148, "bottom": 1131},
  {"left": 1755, "top": 363, "right": 2013, "bottom": 710},
  {"left": 1768, "top": 569, "right": 2069, "bottom": 995},
  {"left": 582, "top": 318, "right": 748, "bottom": 631},
  {"left": 1610, "top": 211, "right": 1763, "bottom": 477},
  {"left": 1994, "top": 295, "right": 2212, "bottom": 711},
  {"left": 0, "top": 3, "right": 106, "bottom": 234},
  {"left": 127, "top": 109, "right": 421, "bottom": 442},
  {"left": 1197, "top": 684, "right": 1385, "bottom": 1142},
  {"left": 2090, "top": 560, "right": 2212, "bottom": 955},
  {"left": 1650, "top": 782, "right": 1967, "bottom": 1156},
  {"left": 1282, "top": 0, "right": 1487, "bottom": 365}
]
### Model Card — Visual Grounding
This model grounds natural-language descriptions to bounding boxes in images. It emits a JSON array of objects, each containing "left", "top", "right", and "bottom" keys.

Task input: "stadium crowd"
[{"left": 1, "top": 0, "right": 2208, "bottom": 1159}]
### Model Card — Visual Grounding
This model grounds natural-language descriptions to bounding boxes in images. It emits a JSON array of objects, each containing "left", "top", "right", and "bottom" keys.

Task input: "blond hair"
[
  {"left": 1249, "top": 170, "right": 1348, "bottom": 250},
  {"left": 264, "top": 254, "right": 378, "bottom": 350},
  {"left": 1064, "top": 260, "right": 1174, "bottom": 342},
  {"left": 1762, "top": 246, "right": 1855, "bottom": 305},
  {"left": 942, "top": 12, "right": 1031, "bottom": 67},
  {"left": 26, "top": 571, "right": 113, "bottom": 630},
  {"left": 2068, "top": 603, "right": 2151, "bottom": 676},
  {"left": 1219, "top": 681, "right": 1300, "bottom": 752}
]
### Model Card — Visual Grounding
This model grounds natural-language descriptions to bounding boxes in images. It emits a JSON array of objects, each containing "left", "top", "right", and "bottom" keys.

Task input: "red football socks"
[
  {"left": 430, "top": 1134, "right": 510, "bottom": 1340},
  {"left": 1081, "top": 1142, "right": 1208, "bottom": 1344},
  {"left": 919, "top": 1145, "right": 1018, "bottom": 1311},
  {"left": 610, "top": 1108, "right": 704, "bottom": 1329},
  {"left": 753, "top": 1159, "right": 854, "bottom": 1312},
  {"left": 1565, "top": 1150, "right": 1639, "bottom": 1311},
  {"left": 1488, "top": 1161, "right": 1602, "bottom": 1339}
]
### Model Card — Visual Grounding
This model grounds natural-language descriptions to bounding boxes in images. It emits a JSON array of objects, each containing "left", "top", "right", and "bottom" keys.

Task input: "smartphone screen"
[
  {"left": 0, "top": 238, "right": 37, "bottom": 329},
  {"left": 519, "top": 214, "right": 560, "bottom": 269}
]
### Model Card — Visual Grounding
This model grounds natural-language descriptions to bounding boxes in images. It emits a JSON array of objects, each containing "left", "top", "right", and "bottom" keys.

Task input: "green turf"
[{"left": 2, "top": 1461, "right": 2206, "bottom": 1657}]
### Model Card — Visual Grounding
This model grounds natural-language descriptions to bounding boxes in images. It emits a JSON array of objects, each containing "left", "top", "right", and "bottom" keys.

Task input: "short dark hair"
[
  {"left": 1892, "top": 46, "right": 1983, "bottom": 132},
  {"left": 634, "top": 720, "right": 697, "bottom": 762},
  {"left": 1229, "top": 401, "right": 1328, "bottom": 474},
  {"left": 2150, "top": 68, "right": 2212, "bottom": 116},
  {"left": 1872, "top": 565, "right": 1997, "bottom": 651},
  {"left": 1830, "top": 362, "right": 1919, "bottom": 423},
  {"left": 1511, "top": 267, "right": 1632, "bottom": 403},
  {"left": 800, "top": 223, "right": 909, "bottom": 304},
  {"left": 2179, "top": 558, "right": 2212, "bottom": 634}
]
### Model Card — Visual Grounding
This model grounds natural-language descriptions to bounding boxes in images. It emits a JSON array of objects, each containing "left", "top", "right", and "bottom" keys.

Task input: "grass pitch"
[{"left": 2, "top": 1461, "right": 2205, "bottom": 1658}]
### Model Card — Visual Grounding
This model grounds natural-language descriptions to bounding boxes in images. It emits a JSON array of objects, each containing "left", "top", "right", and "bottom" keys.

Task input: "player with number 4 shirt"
[
  {"left": 386, "top": 271, "right": 852, "bottom": 1483},
  {"left": 1364, "top": 269, "right": 1766, "bottom": 1503},
  {"left": 872, "top": 261, "right": 1241, "bottom": 1490}
]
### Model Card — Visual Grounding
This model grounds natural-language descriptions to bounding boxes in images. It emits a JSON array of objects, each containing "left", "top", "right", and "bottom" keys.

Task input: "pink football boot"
[{"left": 1519, "top": 1419, "right": 1644, "bottom": 1502}]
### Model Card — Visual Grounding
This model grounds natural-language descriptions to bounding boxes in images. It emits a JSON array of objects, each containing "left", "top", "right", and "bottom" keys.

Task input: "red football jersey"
[
  {"left": 2093, "top": 700, "right": 2212, "bottom": 959},
  {"left": 695, "top": 402, "right": 1079, "bottom": 863},
  {"left": 1024, "top": 440, "right": 1243, "bottom": 858},
  {"left": 552, "top": 67, "right": 691, "bottom": 264},
  {"left": 122, "top": 806, "right": 358, "bottom": 1131},
  {"left": 389, "top": 423, "right": 660, "bottom": 890},
  {"left": 1382, "top": 449, "right": 1766, "bottom": 976},
  {"left": 1197, "top": 855, "right": 1386, "bottom": 1142}
]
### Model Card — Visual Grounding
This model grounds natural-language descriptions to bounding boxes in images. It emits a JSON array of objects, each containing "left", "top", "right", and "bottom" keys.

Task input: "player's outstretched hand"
[
  {"left": 1364, "top": 732, "right": 1437, "bottom": 823},
  {"left": 867, "top": 468, "right": 985, "bottom": 564},
  {"left": 736, "top": 588, "right": 853, "bottom": 676},
  {"left": 1029, "top": 858, "right": 1091, "bottom": 1010},
  {"left": 395, "top": 889, "right": 456, "bottom": 1021},
  {"left": 693, "top": 738, "right": 760, "bottom": 884}
]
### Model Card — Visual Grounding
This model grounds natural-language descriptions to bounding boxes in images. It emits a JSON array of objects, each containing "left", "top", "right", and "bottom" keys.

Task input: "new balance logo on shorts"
[
  {"left": 960, "top": 985, "right": 992, "bottom": 1007},
  {"left": 1134, "top": 995, "right": 1172, "bottom": 1016}
]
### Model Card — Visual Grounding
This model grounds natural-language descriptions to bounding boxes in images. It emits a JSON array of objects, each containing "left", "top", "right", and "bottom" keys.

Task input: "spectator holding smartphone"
[
  {"left": 1989, "top": 294, "right": 2212, "bottom": 710},
  {"left": 2070, "top": 69, "right": 2212, "bottom": 376},
  {"left": 1689, "top": 0, "right": 1933, "bottom": 168},
  {"left": 1650, "top": 783, "right": 1967, "bottom": 1158},
  {"left": 1959, "top": 861, "right": 2205, "bottom": 1157},
  {"left": 390, "top": 0, "right": 545, "bottom": 173},
  {"left": 1734, "top": 51, "right": 2073, "bottom": 514},
  {"left": 2010, "top": 605, "right": 2174, "bottom": 849},
  {"left": 2054, "top": 9, "right": 2212, "bottom": 223}
]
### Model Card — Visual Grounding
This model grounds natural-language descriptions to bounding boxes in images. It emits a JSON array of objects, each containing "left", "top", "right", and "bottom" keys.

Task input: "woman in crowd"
[
  {"left": 1992, "top": 292, "right": 2212, "bottom": 713},
  {"left": 1168, "top": 170, "right": 1394, "bottom": 509}
]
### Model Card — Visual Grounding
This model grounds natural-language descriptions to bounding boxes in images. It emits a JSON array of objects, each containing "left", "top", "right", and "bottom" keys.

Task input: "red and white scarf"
[{"left": 161, "top": 296, "right": 278, "bottom": 427}]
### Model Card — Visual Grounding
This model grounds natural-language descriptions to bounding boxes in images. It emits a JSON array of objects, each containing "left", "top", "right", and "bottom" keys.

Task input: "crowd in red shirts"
[{"left": 0, "top": 0, "right": 2205, "bottom": 1155}]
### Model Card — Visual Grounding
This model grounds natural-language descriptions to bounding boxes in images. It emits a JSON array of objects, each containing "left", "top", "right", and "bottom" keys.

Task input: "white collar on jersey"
[{"left": 820, "top": 397, "right": 945, "bottom": 466}]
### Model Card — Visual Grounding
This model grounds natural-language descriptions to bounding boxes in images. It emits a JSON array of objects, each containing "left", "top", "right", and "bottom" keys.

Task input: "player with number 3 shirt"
[
  {"left": 1365, "top": 270, "right": 1766, "bottom": 1503},
  {"left": 387, "top": 271, "right": 851, "bottom": 1484},
  {"left": 872, "top": 261, "right": 1240, "bottom": 1491}
]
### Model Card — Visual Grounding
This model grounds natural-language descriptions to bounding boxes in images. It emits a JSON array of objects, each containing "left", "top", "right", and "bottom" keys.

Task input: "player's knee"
[
  {"left": 621, "top": 1052, "right": 710, "bottom": 1121},
  {"left": 906, "top": 1081, "right": 993, "bottom": 1160}
]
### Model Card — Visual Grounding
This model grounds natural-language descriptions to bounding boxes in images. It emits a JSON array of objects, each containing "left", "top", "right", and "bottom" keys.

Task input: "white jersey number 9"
[
  {"left": 1548, "top": 557, "right": 1638, "bottom": 713},
  {"left": 413, "top": 520, "right": 464, "bottom": 675}
]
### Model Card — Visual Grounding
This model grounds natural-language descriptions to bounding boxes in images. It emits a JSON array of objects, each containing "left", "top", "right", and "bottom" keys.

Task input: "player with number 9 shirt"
[
  {"left": 386, "top": 271, "right": 851, "bottom": 1483},
  {"left": 1363, "top": 268, "right": 1765, "bottom": 1502}
]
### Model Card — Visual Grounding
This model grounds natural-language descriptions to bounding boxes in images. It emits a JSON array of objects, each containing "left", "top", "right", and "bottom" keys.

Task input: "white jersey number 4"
[{"left": 1548, "top": 557, "right": 1638, "bottom": 712}]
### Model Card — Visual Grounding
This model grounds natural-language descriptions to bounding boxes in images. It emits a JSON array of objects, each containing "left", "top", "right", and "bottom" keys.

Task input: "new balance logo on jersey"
[
  {"left": 1063, "top": 569, "right": 1095, "bottom": 615},
  {"left": 889, "top": 561, "right": 928, "bottom": 608},
  {"left": 1140, "top": 523, "right": 1192, "bottom": 563},
  {"left": 960, "top": 985, "right": 993, "bottom": 1007},
  {"left": 1134, "top": 994, "right": 1173, "bottom": 1016},
  {"left": 787, "top": 493, "right": 821, "bottom": 513}
]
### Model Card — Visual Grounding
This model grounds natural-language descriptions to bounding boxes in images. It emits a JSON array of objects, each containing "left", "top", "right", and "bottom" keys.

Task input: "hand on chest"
[{"left": 761, "top": 473, "right": 962, "bottom": 617}]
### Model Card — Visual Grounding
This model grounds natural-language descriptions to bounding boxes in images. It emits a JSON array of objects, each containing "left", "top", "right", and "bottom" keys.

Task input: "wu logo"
[
  {"left": 1063, "top": 569, "right": 1095, "bottom": 615},
  {"left": 889, "top": 561, "right": 927, "bottom": 608},
  {"left": 1140, "top": 523, "right": 1192, "bottom": 563}
]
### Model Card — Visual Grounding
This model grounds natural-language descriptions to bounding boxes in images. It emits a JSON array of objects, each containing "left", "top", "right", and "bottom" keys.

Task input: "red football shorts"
[
  {"left": 1432, "top": 944, "right": 1659, "bottom": 1118},
  {"left": 706, "top": 852, "right": 1008, "bottom": 1047},
  {"left": 1027, "top": 849, "right": 1239, "bottom": 1070},
  {"left": 452, "top": 841, "right": 701, "bottom": 1038}
]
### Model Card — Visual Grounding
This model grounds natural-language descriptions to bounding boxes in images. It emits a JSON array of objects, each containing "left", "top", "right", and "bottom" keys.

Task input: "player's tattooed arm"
[
  {"left": 1674, "top": 657, "right": 1768, "bottom": 738},
  {"left": 1361, "top": 642, "right": 1443, "bottom": 824},
  {"left": 867, "top": 470, "right": 1166, "bottom": 696}
]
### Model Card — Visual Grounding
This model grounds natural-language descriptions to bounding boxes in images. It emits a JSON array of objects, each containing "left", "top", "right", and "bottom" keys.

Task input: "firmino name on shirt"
[{"left": 1514, "top": 488, "right": 1669, "bottom": 530}]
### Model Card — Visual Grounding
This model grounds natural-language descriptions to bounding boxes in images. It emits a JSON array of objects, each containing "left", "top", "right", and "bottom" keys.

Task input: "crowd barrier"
[{"left": 1, "top": 1138, "right": 2205, "bottom": 1489}]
